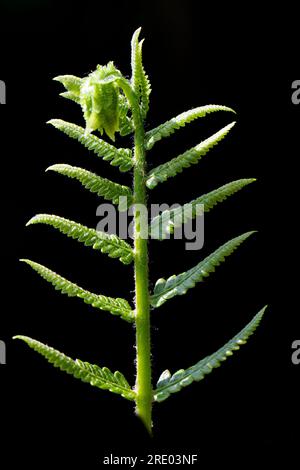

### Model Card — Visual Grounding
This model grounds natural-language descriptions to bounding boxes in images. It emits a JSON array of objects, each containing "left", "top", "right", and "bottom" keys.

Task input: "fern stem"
[{"left": 126, "top": 84, "right": 152, "bottom": 433}]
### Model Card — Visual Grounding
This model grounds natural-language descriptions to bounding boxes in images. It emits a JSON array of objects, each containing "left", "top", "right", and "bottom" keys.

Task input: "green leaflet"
[
  {"left": 151, "top": 232, "right": 255, "bottom": 308},
  {"left": 145, "top": 105, "right": 235, "bottom": 150},
  {"left": 54, "top": 75, "right": 83, "bottom": 104},
  {"left": 46, "top": 163, "right": 133, "bottom": 211},
  {"left": 150, "top": 179, "right": 256, "bottom": 240},
  {"left": 146, "top": 122, "right": 236, "bottom": 189},
  {"left": 26, "top": 214, "right": 134, "bottom": 265},
  {"left": 131, "top": 28, "right": 141, "bottom": 92},
  {"left": 54, "top": 75, "right": 82, "bottom": 95},
  {"left": 20, "top": 259, "right": 134, "bottom": 322},
  {"left": 138, "top": 40, "right": 151, "bottom": 118},
  {"left": 131, "top": 27, "right": 151, "bottom": 118},
  {"left": 154, "top": 305, "right": 267, "bottom": 402},
  {"left": 14, "top": 336, "right": 135, "bottom": 401},
  {"left": 48, "top": 119, "right": 133, "bottom": 172},
  {"left": 59, "top": 91, "right": 81, "bottom": 104}
]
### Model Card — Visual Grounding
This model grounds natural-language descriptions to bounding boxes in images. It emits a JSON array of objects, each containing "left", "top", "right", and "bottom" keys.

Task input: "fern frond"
[
  {"left": 26, "top": 214, "right": 134, "bottom": 265},
  {"left": 146, "top": 122, "right": 236, "bottom": 189},
  {"left": 20, "top": 259, "right": 134, "bottom": 322},
  {"left": 145, "top": 105, "right": 235, "bottom": 150},
  {"left": 154, "top": 305, "right": 267, "bottom": 402},
  {"left": 131, "top": 27, "right": 151, "bottom": 118},
  {"left": 151, "top": 231, "right": 255, "bottom": 308},
  {"left": 46, "top": 164, "right": 133, "bottom": 211},
  {"left": 14, "top": 336, "right": 135, "bottom": 401},
  {"left": 150, "top": 179, "right": 256, "bottom": 239},
  {"left": 48, "top": 119, "right": 133, "bottom": 172}
]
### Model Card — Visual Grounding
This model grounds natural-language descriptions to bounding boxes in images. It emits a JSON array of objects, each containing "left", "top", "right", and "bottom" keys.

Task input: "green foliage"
[
  {"left": 145, "top": 105, "right": 235, "bottom": 150},
  {"left": 48, "top": 119, "right": 133, "bottom": 172},
  {"left": 154, "top": 305, "right": 267, "bottom": 402},
  {"left": 55, "top": 73, "right": 133, "bottom": 136},
  {"left": 54, "top": 75, "right": 82, "bottom": 95},
  {"left": 131, "top": 27, "right": 151, "bottom": 118},
  {"left": 20, "top": 259, "right": 134, "bottom": 322},
  {"left": 46, "top": 163, "right": 133, "bottom": 211},
  {"left": 151, "top": 232, "right": 255, "bottom": 308},
  {"left": 15, "top": 28, "right": 266, "bottom": 432},
  {"left": 150, "top": 178, "right": 256, "bottom": 239},
  {"left": 13, "top": 336, "right": 135, "bottom": 401},
  {"left": 26, "top": 214, "right": 134, "bottom": 265},
  {"left": 54, "top": 75, "right": 82, "bottom": 104},
  {"left": 80, "top": 62, "right": 122, "bottom": 140},
  {"left": 146, "top": 122, "right": 236, "bottom": 189}
]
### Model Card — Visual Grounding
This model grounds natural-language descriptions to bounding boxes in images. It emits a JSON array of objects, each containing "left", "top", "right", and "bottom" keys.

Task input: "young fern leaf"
[
  {"left": 145, "top": 105, "right": 235, "bottom": 150},
  {"left": 13, "top": 336, "right": 135, "bottom": 401},
  {"left": 150, "top": 179, "right": 256, "bottom": 239},
  {"left": 151, "top": 231, "right": 255, "bottom": 308},
  {"left": 20, "top": 259, "right": 134, "bottom": 322},
  {"left": 16, "top": 28, "right": 266, "bottom": 432},
  {"left": 46, "top": 163, "right": 133, "bottom": 211},
  {"left": 54, "top": 74, "right": 133, "bottom": 135},
  {"left": 131, "top": 27, "right": 151, "bottom": 118},
  {"left": 146, "top": 122, "right": 236, "bottom": 189},
  {"left": 154, "top": 305, "right": 267, "bottom": 402},
  {"left": 48, "top": 119, "right": 133, "bottom": 172},
  {"left": 26, "top": 214, "right": 134, "bottom": 265}
]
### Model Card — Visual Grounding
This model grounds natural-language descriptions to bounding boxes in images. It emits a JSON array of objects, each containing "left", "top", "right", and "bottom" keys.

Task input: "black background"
[{"left": 0, "top": 0, "right": 297, "bottom": 467}]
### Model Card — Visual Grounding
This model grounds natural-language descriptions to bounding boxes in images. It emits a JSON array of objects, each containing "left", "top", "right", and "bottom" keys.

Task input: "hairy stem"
[
  {"left": 128, "top": 93, "right": 152, "bottom": 433},
  {"left": 134, "top": 150, "right": 152, "bottom": 433},
  {"left": 118, "top": 77, "right": 152, "bottom": 432}
]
